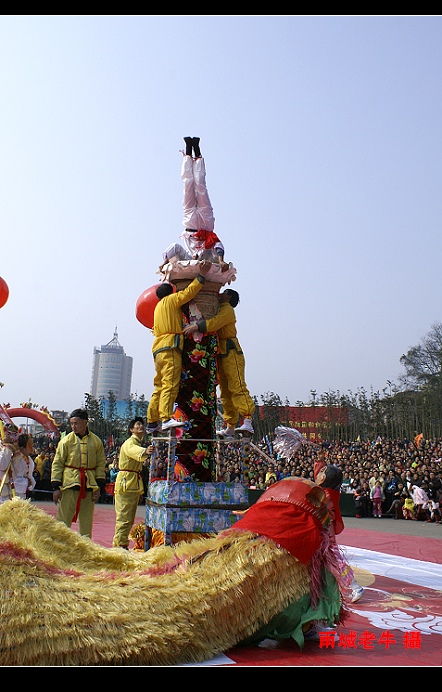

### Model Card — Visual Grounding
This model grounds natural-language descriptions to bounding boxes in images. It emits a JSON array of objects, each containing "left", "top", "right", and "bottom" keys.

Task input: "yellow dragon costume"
[{"left": 0, "top": 478, "right": 348, "bottom": 666}]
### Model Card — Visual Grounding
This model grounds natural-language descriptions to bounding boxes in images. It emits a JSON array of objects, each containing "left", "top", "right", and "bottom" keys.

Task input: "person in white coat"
[{"left": 0, "top": 432, "right": 35, "bottom": 503}]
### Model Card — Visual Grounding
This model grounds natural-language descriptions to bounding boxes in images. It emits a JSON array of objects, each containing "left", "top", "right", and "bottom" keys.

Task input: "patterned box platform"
[{"left": 145, "top": 481, "right": 249, "bottom": 540}]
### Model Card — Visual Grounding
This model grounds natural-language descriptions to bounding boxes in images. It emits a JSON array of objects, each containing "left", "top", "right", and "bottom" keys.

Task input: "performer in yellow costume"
[
  {"left": 113, "top": 417, "right": 153, "bottom": 549},
  {"left": 184, "top": 288, "right": 255, "bottom": 436},
  {"left": 51, "top": 409, "right": 106, "bottom": 538},
  {"left": 146, "top": 259, "right": 211, "bottom": 433}
]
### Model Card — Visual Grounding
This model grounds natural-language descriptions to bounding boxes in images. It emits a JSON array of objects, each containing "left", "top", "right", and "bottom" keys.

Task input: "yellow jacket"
[
  {"left": 51, "top": 431, "right": 106, "bottom": 491},
  {"left": 198, "top": 303, "right": 241, "bottom": 356},
  {"left": 34, "top": 454, "right": 47, "bottom": 477},
  {"left": 115, "top": 435, "right": 149, "bottom": 495},
  {"left": 152, "top": 276, "right": 205, "bottom": 357}
]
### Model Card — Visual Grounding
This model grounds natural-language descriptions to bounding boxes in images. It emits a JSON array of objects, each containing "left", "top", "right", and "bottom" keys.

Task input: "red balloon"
[
  {"left": 135, "top": 283, "right": 176, "bottom": 329},
  {"left": 0, "top": 277, "right": 9, "bottom": 309}
]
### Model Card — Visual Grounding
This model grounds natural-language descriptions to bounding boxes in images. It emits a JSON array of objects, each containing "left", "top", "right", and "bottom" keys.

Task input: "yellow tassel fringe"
[{"left": 0, "top": 498, "right": 310, "bottom": 666}]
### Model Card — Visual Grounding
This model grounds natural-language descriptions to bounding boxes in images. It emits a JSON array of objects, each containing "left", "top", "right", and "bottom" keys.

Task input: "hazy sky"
[{"left": 1, "top": 15, "right": 442, "bottom": 418}]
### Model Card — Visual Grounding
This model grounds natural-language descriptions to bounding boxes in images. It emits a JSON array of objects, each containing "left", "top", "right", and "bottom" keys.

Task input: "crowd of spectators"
[
  {"left": 29, "top": 433, "right": 442, "bottom": 523},
  {"left": 216, "top": 435, "right": 442, "bottom": 523}
]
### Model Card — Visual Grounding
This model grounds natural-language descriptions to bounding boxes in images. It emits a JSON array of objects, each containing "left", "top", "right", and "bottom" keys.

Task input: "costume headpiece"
[
  {"left": 232, "top": 477, "right": 351, "bottom": 613},
  {"left": 0, "top": 422, "right": 19, "bottom": 443},
  {"left": 233, "top": 477, "right": 330, "bottom": 564},
  {"left": 256, "top": 477, "right": 330, "bottom": 533}
]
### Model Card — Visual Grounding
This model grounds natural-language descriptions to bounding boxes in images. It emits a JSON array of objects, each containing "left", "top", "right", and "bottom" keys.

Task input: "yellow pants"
[
  {"left": 148, "top": 349, "right": 182, "bottom": 422},
  {"left": 57, "top": 488, "right": 95, "bottom": 538},
  {"left": 218, "top": 349, "right": 255, "bottom": 427},
  {"left": 113, "top": 492, "right": 142, "bottom": 548}
]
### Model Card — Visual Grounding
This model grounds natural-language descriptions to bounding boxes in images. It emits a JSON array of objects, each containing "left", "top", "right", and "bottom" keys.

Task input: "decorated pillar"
[{"left": 171, "top": 279, "right": 220, "bottom": 482}]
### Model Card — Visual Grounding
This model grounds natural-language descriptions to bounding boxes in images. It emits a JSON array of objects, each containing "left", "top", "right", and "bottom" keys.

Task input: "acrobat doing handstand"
[{"left": 159, "top": 137, "right": 235, "bottom": 283}]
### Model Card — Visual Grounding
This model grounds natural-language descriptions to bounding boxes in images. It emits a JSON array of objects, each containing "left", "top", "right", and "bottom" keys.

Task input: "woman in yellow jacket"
[
  {"left": 183, "top": 289, "right": 255, "bottom": 437},
  {"left": 113, "top": 417, "right": 153, "bottom": 549}
]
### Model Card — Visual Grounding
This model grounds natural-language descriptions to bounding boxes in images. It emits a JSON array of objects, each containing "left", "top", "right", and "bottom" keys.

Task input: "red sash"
[
  {"left": 194, "top": 229, "right": 220, "bottom": 249},
  {"left": 73, "top": 467, "right": 86, "bottom": 523}
]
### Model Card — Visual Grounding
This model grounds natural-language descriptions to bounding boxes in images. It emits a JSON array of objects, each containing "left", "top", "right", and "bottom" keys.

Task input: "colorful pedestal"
[{"left": 145, "top": 480, "right": 248, "bottom": 547}]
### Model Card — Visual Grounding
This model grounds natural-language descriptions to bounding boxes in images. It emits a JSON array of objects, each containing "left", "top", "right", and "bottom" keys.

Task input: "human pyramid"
[{"left": 144, "top": 137, "right": 255, "bottom": 441}]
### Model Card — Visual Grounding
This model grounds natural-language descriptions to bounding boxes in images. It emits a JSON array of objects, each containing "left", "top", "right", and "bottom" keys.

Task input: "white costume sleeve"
[{"left": 162, "top": 242, "right": 190, "bottom": 263}]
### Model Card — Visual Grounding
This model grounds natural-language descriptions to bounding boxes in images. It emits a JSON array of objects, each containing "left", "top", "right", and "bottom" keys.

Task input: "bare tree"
[{"left": 400, "top": 322, "right": 442, "bottom": 390}]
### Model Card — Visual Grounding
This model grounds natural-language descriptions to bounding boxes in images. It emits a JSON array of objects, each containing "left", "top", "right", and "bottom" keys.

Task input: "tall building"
[{"left": 90, "top": 328, "right": 133, "bottom": 401}]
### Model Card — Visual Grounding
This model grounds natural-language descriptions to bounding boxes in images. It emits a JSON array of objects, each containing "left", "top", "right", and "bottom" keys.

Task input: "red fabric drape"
[{"left": 233, "top": 501, "right": 322, "bottom": 564}]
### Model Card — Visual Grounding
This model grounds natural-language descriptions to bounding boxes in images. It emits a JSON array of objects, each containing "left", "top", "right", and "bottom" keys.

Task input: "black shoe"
[
  {"left": 184, "top": 136, "right": 192, "bottom": 156},
  {"left": 192, "top": 137, "right": 201, "bottom": 158}
]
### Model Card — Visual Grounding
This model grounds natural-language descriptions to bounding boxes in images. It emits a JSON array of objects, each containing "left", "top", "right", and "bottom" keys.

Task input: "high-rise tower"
[{"left": 90, "top": 327, "right": 133, "bottom": 401}]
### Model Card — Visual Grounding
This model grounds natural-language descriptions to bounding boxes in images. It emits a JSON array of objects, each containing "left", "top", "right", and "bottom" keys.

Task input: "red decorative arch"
[{"left": 6, "top": 408, "right": 60, "bottom": 436}]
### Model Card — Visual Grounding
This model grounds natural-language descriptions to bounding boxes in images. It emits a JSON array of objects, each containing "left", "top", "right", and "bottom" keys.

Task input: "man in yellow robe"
[
  {"left": 113, "top": 417, "right": 153, "bottom": 549},
  {"left": 51, "top": 409, "right": 106, "bottom": 538}
]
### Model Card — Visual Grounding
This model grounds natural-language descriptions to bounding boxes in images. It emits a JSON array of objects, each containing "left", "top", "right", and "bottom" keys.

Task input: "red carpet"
[{"left": 35, "top": 502, "right": 442, "bottom": 667}]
